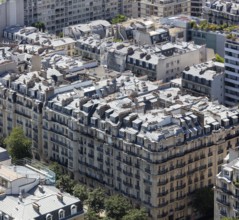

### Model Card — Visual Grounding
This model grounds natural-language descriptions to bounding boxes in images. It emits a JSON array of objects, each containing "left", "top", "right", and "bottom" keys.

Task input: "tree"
[
  {"left": 73, "top": 184, "right": 89, "bottom": 203},
  {"left": 122, "top": 209, "right": 148, "bottom": 220},
  {"left": 192, "top": 187, "right": 214, "bottom": 218},
  {"left": 84, "top": 209, "right": 99, "bottom": 220},
  {"left": 215, "top": 53, "right": 225, "bottom": 63},
  {"left": 56, "top": 174, "right": 75, "bottom": 194},
  {"left": 105, "top": 195, "right": 131, "bottom": 220},
  {"left": 111, "top": 14, "right": 127, "bottom": 24},
  {"left": 48, "top": 162, "right": 63, "bottom": 180},
  {"left": 4, "top": 127, "right": 32, "bottom": 161},
  {"left": 32, "top": 22, "right": 46, "bottom": 32},
  {"left": 87, "top": 188, "right": 105, "bottom": 213}
]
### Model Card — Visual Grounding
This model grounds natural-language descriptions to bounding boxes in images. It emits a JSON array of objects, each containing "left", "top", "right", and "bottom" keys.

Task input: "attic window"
[
  {"left": 46, "top": 214, "right": 52, "bottom": 220},
  {"left": 59, "top": 209, "right": 65, "bottom": 219},
  {"left": 71, "top": 205, "right": 77, "bottom": 215}
]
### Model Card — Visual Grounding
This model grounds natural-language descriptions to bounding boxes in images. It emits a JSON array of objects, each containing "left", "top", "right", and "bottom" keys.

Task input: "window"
[
  {"left": 46, "top": 214, "right": 52, "bottom": 220},
  {"left": 59, "top": 209, "right": 65, "bottom": 219},
  {"left": 71, "top": 205, "right": 77, "bottom": 215}
]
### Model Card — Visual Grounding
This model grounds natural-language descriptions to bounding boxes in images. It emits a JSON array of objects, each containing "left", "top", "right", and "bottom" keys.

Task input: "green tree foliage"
[
  {"left": 111, "top": 14, "right": 127, "bottom": 24},
  {"left": 84, "top": 209, "right": 99, "bottom": 220},
  {"left": 4, "top": 127, "right": 32, "bottom": 161},
  {"left": 32, "top": 22, "right": 46, "bottom": 32},
  {"left": 215, "top": 53, "right": 225, "bottom": 63},
  {"left": 87, "top": 188, "right": 105, "bottom": 213},
  {"left": 48, "top": 162, "right": 62, "bottom": 180},
  {"left": 122, "top": 209, "right": 148, "bottom": 220},
  {"left": 192, "top": 187, "right": 214, "bottom": 217},
  {"left": 56, "top": 174, "right": 75, "bottom": 194},
  {"left": 73, "top": 184, "right": 89, "bottom": 203},
  {"left": 105, "top": 195, "right": 131, "bottom": 220}
]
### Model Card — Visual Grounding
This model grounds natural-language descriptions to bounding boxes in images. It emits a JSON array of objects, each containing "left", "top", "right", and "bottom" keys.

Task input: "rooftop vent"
[
  {"left": 32, "top": 202, "right": 40, "bottom": 211},
  {"left": 57, "top": 193, "right": 63, "bottom": 201}
]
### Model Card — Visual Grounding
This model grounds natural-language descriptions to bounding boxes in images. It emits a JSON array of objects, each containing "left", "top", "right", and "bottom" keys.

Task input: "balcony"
[
  {"left": 158, "top": 190, "right": 168, "bottom": 197},
  {"left": 158, "top": 169, "right": 168, "bottom": 175},
  {"left": 135, "top": 173, "right": 140, "bottom": 179},
  {"left": 123, "top": 181, "right": 132, "bottom": 188},
  {"left": 158, "top": 179, "right": 168, "bottom": 186},
  {"left": 144, "top": 178, "right": 152, "bottom": 185},
  {"left": 218, "top": 159, "right": 224, "bottom": 165},
  {"left": 158, "top": 212, "right": 168, "bottom": 218},
  {"left": 117, "top": 166, "right": 122, "bottom": 172},
  {"left": 208, "top": 152, "right": 213, "bottom": 157},
  {"left": 199, "top": 164, "right": 207, "bottom": 171},
  {"left": 97, "top": 157, "right": 103, "bottom": 163},
  {"left": 176, "top": 184, "right": 186, "bottom": 190},
  {"left": 175, "top": 205, "right": 185, "bottom": 211},
  {"left": 175, "top": 173, "right": 186, "bottom": 179},
  {"left": 123, "top": 170, "right": 133, "bottom": 177},
  {"left": 218, "top": 149, "right": 224, "bottom": 154},
  {"left": 145, "top": 190, "right": 151, "bottom": 196},
  {"left": 217, "top": 198, "right": 230, "bottom": 206},
  {"left": 158, "top": 201, "right": 168, "bottom": 208}
]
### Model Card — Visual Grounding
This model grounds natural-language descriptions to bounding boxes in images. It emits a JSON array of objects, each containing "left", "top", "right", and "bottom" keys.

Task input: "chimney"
[
  {"left": 32, "top": 202, "right": 40, "bottom": 212},
  {"left": 57, "top": 193, "right": 63, "bottom": 201}
]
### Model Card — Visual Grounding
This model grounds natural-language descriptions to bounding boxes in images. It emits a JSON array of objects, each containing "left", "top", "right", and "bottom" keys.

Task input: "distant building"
[
  {"left": 182, "top": 61, "right": 225, "bottom": 103},
  {"left": 224, "top": 32, "right": 239, "bottom": 106},
  {"left": 203, "top": 1, "right": 239, "bottom": 25},
  {"left": 191, "top": 0, "right": 206, "bottom": 17},
  {"left": 63, "top": 20, "right": 113, "bottom": 40},
  {"left": 0, "top": 0, "right": 24, "bottom": 38},
  {"left": 0, "top": 163, "right": 84, "bottom": 219},
  {"left": 139, "top": 0, "right": 191, "bottom": 18},
  {"left": 23, "top": 0, "right": 132, "bottom": 34}
]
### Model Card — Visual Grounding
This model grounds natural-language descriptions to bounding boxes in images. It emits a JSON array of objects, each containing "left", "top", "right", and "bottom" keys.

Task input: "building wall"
[
  {"left": 23, "top": 0, "right": 131, "bottom": 34},
  {"left": 224, "top": 37, "right": 239, "bottom": 106},
  {"left": 140, "top": 0, "right": 191, "bottom": 18},
  {"left": 189, "top": 29, "right": 226, "bottom": 57},
  {"left": 0, "top": 0, "right": 24, "bottom": 39}
]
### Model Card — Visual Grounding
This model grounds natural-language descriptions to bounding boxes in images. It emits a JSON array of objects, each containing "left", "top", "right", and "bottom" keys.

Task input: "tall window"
[
  {"left": 71, "top": 205, "right": 77, "bottom": 215},
  {"left": 46, "top": 214, "right": 52, "bottom": 220},
  {"left": 59, "top": 209, "right": 65, "bottom": 219}
]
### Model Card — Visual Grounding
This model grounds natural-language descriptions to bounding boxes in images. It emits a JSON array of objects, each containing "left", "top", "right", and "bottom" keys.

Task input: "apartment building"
[
  {"left": 23, "top": 0, "right": 131, "bottom": 34},
  {"left": 3, "top": 26, "right": 76, "bottom": 56},
  {"left": 202, "top": 0, "right": 239, "bottom": 25},
  {"left": 63, "top": 20, "right": 112, "bottom": 40},
  {"left": 0, "top": 163, "right": 84, "bottom": 219},
  {"left": 0, "top": 58, "right": 238, "bottom": 219},
  {"left": 140, "top": 0, "right": 191, "bottom": 18},
  {"left": 224, "top": 32, "right": 239, "bottom": 106},
  {"left": 182, "top": 61, "right": 225, "bottom": 103},
  {"left": 214, "top": 147, "right": 239, "bottom": 220},
  {"left": 76, "top": 39, "right": 207, "bottom": 81},
  {"left": 191, "top": 0, "right": 206, "bottom": 17}
]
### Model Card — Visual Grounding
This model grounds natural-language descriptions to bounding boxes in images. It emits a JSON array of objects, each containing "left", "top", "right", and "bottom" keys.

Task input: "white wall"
[{"left": 0, "top": 0, "right": 24, "bottom": 39}]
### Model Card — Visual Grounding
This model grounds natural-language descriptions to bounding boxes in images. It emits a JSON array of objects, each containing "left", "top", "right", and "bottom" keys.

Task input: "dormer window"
[
  {"left": 71, "top": 205, "right": 77, "bottom": 215},
  {"left": 59, "top": 209, "right": 65, "bottom": 219},
  {"left": 46, "top": 214, "right": 52, "bottom": 220}
]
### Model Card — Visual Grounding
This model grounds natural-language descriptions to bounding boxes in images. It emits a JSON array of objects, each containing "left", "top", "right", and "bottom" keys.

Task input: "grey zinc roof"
[{"left": 0, "top": 185, "right": 80, "bottom": 220}]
